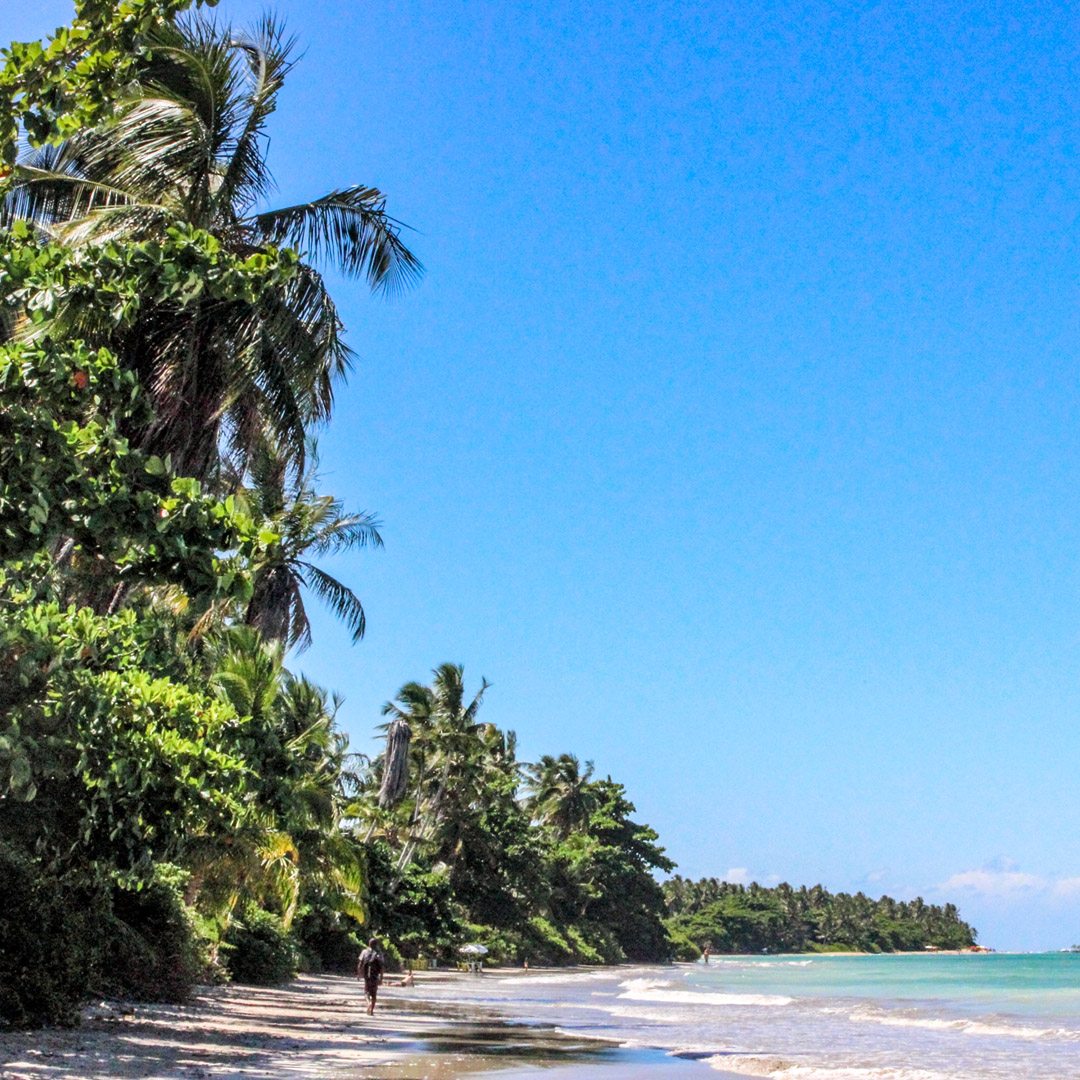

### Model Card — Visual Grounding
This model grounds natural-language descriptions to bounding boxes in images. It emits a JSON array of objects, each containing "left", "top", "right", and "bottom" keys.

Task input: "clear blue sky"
[{"left": 13, "top": 0, "right": 1080, "bottom": 950}]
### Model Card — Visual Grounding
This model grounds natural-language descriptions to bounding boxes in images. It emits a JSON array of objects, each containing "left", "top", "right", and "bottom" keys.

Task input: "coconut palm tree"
[
  {"left": 184, "top": 628, "right": 364, "bottom": 928},
  {"left": 526, "top": 753, "right": 596, "bottom": 839},
  {"left": 375, "top": 664, "right": 490, "bottom": 873},
  {"left": 238, "top": 444, "right": 382, "bottom": 649},
  {"left": 5, "top": 13, "right": 421, "bottom": 479}
]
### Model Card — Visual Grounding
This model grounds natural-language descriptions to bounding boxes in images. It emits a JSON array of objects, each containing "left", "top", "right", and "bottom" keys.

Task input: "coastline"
[{"left": 0, "top": 972, "right": 729, "bottom": 1080}]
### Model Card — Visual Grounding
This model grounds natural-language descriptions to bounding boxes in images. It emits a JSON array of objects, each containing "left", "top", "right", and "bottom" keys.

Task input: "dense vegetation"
[
  {"left": 0, "top": 1, "right": 978, "bottom": 1030},
  {"left": 0, "top": 0, "right": 407, "bottom": 1027},
  {"left": 358, "top": 666, "right": 674, "bottom": 967},
  {"left": 0, "top": 0, "right": 671, "bottom": 1027},
  {"left": 664, "top": 878, "right": 976, "bottom": 955}
]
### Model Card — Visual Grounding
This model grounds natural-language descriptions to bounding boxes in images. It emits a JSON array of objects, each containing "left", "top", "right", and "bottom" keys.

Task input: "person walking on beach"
[
  {"left": 702, "top": 946, "right": 711, "bottom": 965},
  {"left": 357, "top": 938, "right": 385, "bottom": 1015}
]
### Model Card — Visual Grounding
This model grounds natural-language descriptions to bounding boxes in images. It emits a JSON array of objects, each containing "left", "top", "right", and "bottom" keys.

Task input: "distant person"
[
  {"left": 402, "top": 968, "right": 415, "bottom": 987},
  {"left": 702, "top": 946, "right": 711, "bottom": 965},
  {"left": 357, "top": 937, "right": 385, "bottom": 1015},
  {"left": 523, "top": 959, "right": 529, "bottom": 972}
]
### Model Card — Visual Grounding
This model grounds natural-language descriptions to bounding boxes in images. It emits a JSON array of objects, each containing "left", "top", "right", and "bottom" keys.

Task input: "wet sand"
[{"left": 0, "top": 973, "right": 730, "bottom": 1079}]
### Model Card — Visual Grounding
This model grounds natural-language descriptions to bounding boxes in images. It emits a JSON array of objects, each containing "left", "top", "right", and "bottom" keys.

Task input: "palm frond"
[
  {"left": 4, "top": 158, "right": 133, "bottom": 229},
  {"left": 215, "top": 13, "right": 297, "bottom": 214},
  {"left": 309, "top": 506, "right": 383, "bottom": 555},
  {"left": 252, "top": 266, "right": 354, "bottom": 427},
  {"left": 255, "top": 186, "right": 423, "bottom": 295},
  {"left": 300, "top": 563, "right": 368, "bottom": 644}
]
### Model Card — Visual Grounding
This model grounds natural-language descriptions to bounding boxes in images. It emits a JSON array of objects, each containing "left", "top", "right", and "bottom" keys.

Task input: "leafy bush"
[
  {"left": 223, "top": 906, "right": 299, "bottom": 986},
  {"left": 521, "top": 916, "right": 577, "bottom": 964},
  {"left": 381, "top": 940, "right": 404, "bottom": 973},
  {"left": 564, "top": 924, "right": 615, "bottom": 964},
  {"left": 0, "top": 847, "right": 110, "bottom": 1028},
  {"left": 103, "top": 865, "right": 207, "bottom": 1001},
  {"left": 665, "top": 925, "right": 701, "bottom": 961},
  {"left": 292, "top": 905, "right": 363, "bottom": 974}
]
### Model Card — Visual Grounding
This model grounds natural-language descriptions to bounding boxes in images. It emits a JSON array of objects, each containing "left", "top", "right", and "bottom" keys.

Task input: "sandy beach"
[{"left": 0, "top": 972, "right": 724, "bottom": 1080}]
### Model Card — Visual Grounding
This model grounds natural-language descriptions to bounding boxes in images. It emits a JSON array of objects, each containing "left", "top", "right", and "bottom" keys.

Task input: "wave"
[
  {"left": 617, "top": 978, "right": 793, "bottom": 1008},
  {"left": 619, "top": 977, "right": 673, "bottom": 991},
  {"left": 848, "top": 1008, "right": 1080, "bottom": 1042},
  {"left": 709, "top": 1056, "right": 957, "bottom": 1080},
  {"left": 514, "top": 970, "right": 617, "bottom": 986}
]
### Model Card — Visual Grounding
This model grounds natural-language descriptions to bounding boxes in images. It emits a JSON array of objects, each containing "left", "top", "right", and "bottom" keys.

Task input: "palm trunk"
[{"left": 394, "top": 762, "right": 448, "bottom": 878}]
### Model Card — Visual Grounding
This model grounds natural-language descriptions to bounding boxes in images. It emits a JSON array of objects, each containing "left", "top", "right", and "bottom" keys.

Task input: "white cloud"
[
  {"left": 939, "top": 869, "right": 1046, "bottom": 897},
  {"left": 937, "top": 860, "right": 1080, "bottom": 902},
  {"left": 1052, "top": 877, "right": 1080, "bottom": 898},
  {"left": 724, "top": 867, "right": 750, "bottom": 885}
]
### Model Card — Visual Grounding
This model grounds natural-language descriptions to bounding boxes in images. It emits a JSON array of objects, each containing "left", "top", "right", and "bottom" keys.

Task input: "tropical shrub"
[
  {"left": 0, "top": 847, "right": 110, "bottom": 1028},
  {"left": 292, "top": 904, "right": 363, "bottom": 975},
  {"left": 103, "top": 865, "right": 208, "bottom": 1002},
  {"left": 223, "top": 905, "right": 300, "bottom": 986}
]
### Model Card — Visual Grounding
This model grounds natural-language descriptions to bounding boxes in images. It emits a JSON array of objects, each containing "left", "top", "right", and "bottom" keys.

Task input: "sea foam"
[
  {"left": 709, "top": 1057, "right": 956, "bottom": 1080},
  {"left": 848, "top": 1007, "right": 1080, "bottom": 1041},
  {"left": 618, "top": 977, "right": 793, "bottom": 1007}
]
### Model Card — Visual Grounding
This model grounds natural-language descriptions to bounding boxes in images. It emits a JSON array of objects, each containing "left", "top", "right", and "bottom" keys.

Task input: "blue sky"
[{"left": 14, "top": 0, "right": 1080, "bottom": 949}]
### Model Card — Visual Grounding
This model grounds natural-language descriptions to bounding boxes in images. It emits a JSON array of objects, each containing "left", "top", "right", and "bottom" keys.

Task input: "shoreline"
[{"left": 0, "top": 972, "right": 729, "bottom": 1080}]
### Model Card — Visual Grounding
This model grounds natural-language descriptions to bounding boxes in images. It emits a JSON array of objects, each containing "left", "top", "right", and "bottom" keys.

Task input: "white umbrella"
[{"left": 458, "top": 943, "right": 489, "bottom": 955}]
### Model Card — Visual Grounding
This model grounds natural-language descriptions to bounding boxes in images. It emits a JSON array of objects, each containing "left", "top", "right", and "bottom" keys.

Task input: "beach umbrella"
[
  {"left": 458, "top": 943, "right": 489, "bottom": 955},
  {"left": 378, "top": 718, "right": 412, "bottom": 808}
]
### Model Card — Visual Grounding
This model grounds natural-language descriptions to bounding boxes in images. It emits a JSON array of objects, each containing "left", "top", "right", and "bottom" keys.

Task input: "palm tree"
[
  {"left": 526, "top": 753, "right": 596, "bottom": 839},
  {"left": 6, "top": 13, "right": 421, "bottom": 479},
  {"left": 375, "top": 664, "right": 490, "bottom": 874},
  {"left": 239, "top": 445, "right": 382, "bottom": 649},
  {"left": 184, "top": 628, "right": 364, "bottom": 929}
]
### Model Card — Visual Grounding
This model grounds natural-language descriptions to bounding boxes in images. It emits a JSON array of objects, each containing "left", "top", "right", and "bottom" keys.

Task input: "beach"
[
  {"left": 0, "top": 972, "right": 724, "bottom": 1080},
  {"left": 4, "top": 954, "right": 1079, "bottom": 1080}
]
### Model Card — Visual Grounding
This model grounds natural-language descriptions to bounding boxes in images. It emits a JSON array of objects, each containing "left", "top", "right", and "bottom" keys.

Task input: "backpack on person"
[{"left": 358, "top": 947, "right": 383, "bottom": 981}]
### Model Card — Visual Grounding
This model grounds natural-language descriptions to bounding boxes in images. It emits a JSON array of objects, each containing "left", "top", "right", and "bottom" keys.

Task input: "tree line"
[
  {"left": 664, "top": 877, "right": 976, "bottom": 955},
  {"left": 359, "top": 664, "right": 674, "bottom": 968}
]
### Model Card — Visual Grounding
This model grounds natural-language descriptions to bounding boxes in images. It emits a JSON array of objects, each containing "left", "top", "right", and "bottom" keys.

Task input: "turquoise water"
[
  {"left": 411, "top": 954, "right": 1080, "bottom": 1079},
  {"left": 686, "top": 951, "right": 1080, "bottom": 1020}
]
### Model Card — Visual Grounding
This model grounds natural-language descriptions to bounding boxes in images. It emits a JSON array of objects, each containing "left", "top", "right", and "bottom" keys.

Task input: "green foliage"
[
  {"left": 223, "top": 905, "right": 300, "bottom": 986},
  {"left": 361, "top": 667, "right": 674, "bottom": 966},
  {"left": 0, "top": 1, "right": 213, "bottom": 161},
  {"left": 0, "top": 338, "right": 265, "bottom": 598},
  {"left": 0, "top": 600, "right": 249, "bottom": 877},
  {"left": 362, "top": 841, "right": 461, "bottom": 958},
  {"left": 292, "top": 904, "right": 363, "bottom": 975},
  {"left": 662, "top": 878, "right": 977, "bottom": 955},
  {"left": 0, "top": 852, "right": 209, "bottom": 1028},
  {"left": 103, "top": 864, "right": 208, "bottom": 1002},
  {"left": 6, "top": 13, "right": 419, "bottom": 478},
  {"left": 1, "top": 221, "right": 298, "bottom": 322},
  {"left": 0, "top": 0, "right": 388, "bottom": 1027},
  {"left": 0, "top": 846, "right": 111, "bottom": 1028}
]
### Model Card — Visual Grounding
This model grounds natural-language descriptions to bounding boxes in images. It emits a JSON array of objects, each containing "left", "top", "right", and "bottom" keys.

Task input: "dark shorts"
[{"left": 363, "top": 976, "right": 380, "bottom": 996}]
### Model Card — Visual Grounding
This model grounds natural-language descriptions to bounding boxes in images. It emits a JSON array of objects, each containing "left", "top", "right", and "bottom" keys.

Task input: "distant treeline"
[{"left": 663, "top": 877, "right": 976, "bottom": 955}]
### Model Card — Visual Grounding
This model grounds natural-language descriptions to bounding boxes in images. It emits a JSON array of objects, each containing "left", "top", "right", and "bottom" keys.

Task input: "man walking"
[{"left": 357, "top": 937, "right": 385, "bottom": 1015}]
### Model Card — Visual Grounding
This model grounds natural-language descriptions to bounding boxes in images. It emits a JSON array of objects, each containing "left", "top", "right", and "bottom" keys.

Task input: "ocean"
[{"left": 410, "top": 953, "right": 1080, "bottom": 1079}]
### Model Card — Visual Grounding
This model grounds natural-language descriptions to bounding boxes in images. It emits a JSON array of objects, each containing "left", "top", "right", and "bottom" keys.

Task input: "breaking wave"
[{"left": 618, "top": 977, "right": 793, "bottom": 1007}]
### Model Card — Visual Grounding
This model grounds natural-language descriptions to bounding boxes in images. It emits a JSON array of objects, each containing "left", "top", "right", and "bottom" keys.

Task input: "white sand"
[{"left": 0, "top": 972, "right": 729, "bottom": 1080}]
